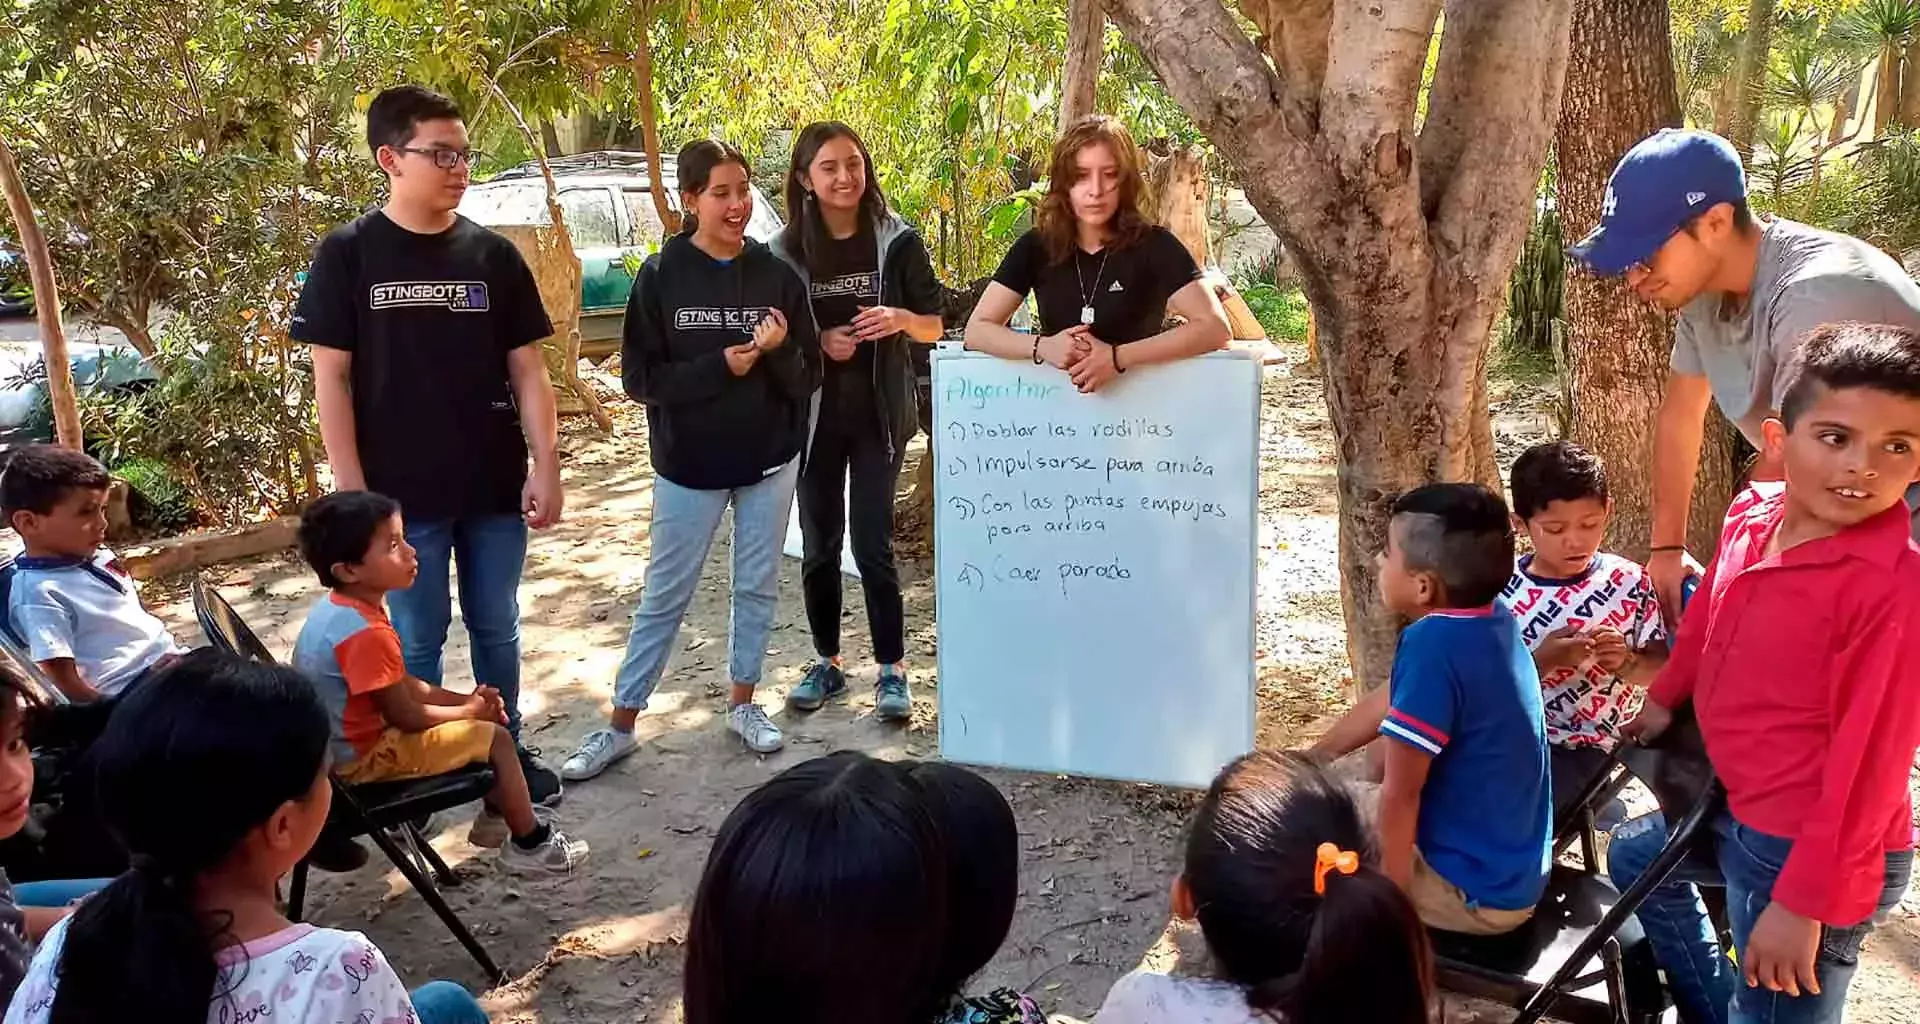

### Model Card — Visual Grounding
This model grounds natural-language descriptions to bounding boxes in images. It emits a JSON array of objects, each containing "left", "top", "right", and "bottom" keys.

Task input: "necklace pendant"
[{"left": 1080, "top": 305, "right": 1095, "bottom": 326}]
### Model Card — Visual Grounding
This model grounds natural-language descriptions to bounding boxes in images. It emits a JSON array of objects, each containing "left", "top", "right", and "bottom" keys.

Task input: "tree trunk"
[
  {"left": 1724, "top": 0, "right": 1775, "bottom": 160},
  {"left": 1147, "top": 145, "right": 1211, "bottom": 266},
  {"left": 482, "top": 80, "right": 613, "bottom": 434},
  {"left": 1901, "top": 35, "right": 1920, "bottom": 128},
  {"left": 1830, "top": 75, "right": 1861, "bottom": 146},
  {"left": 630, "top": 9, "right": 681, "bottom": 235},
  {"left": 0, "top": 134, "right": 82, "bottom": 450},
  {"left": 1109, "top": 0, "right": 1573, "bottom": 690},
  {"left": 1875, "top": 43, "right": 1901, "bottom": 138},
  {"left": 1557, "top": 0, "right": 1733, "bottom": 565},
  {"left": 540, "top": 118, "right": 565, "bottom": 158},
  {"left": 1060, "top": 0, "right": 1104, "bottom": 133}
]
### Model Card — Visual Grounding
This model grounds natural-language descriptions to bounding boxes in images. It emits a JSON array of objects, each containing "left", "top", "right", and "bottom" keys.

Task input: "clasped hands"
[{"left": 1036, "top": 324, "right": 1121, "bottom": 394}]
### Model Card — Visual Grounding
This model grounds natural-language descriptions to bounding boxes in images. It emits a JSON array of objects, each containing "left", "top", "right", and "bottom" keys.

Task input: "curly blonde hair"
[{"left": 1035, "top": 115, "right": 1154, "bottom": 265}]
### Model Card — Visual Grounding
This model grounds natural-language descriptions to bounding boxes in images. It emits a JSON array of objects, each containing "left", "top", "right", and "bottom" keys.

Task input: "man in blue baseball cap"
[{"left": 1570, "top": 127, "right": 1920, "bottom": 616}]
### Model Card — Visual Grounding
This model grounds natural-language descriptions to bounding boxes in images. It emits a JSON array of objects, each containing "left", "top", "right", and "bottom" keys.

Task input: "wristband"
[
  {"left": 1114, "top": 346, "right": 1127, "bottom": 374},
  {"left": 1032, "top": 337, "right": 1044, "bottom": 365}
]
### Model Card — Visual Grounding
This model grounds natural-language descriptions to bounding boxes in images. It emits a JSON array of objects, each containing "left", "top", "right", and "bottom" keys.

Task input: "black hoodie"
[{"left": 622, "top": 234, "right": 819, "bottom": 490}]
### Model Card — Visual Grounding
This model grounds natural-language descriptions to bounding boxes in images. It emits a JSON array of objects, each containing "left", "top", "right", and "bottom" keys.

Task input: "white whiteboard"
[
  {"left": 932, "top": 349, "right": 1260, "bottom": 788},
  {"left": 782, "top": 483, "right": 861, "bottom": 578}
]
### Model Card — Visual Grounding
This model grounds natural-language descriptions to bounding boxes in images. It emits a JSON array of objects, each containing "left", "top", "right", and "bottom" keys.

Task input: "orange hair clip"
[{"left": 1313, "top": 842, "right": 1360, "bottom": 895}]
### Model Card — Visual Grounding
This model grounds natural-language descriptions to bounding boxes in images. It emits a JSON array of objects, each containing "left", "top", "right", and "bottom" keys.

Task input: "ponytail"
[
  {"left": 1244, "top": 866, "right": 1432, "bottom": 1024},
  {"left": 46, "top": 650, "right": 332, "bottom": 1024},
  {"left": 50, "top": 864, "right": 227, "bottom": 1024},
  {"left": 1183, "top": 751, "right": 1435, "bottom": 1024}
]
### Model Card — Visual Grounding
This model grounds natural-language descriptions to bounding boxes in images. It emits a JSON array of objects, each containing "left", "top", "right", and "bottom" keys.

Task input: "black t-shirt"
[
  {"left": 990, "top": 225, "right": 1201, "bottom": 343},
  {"left": 291, "top": 212, "right": 552, "bottom": 520},
  {"left": 809, "top": 231, "right": 881, "bottom": 421}
]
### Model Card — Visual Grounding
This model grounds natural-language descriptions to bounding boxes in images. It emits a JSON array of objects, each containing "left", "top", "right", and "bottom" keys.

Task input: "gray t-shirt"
[{"left": 1671, "top": 217, "right": 1920, "bottom": 446}]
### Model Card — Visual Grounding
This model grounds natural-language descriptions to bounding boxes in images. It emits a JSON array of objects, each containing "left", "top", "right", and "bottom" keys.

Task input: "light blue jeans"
[
  {"left": 410, "top": 980, "right": 489, "bottom": 1024},
  {"left": 612, "top": 460, "right": 800, "bottom": 710},
  {"left": 388, "top": 515, "right": 529, "bottom": 734},
  {"left": 1609, "top": 810, "right": 1912, "bottom": 1024}
]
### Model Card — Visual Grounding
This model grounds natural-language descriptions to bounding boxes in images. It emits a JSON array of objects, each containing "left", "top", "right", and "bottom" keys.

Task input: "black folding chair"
[
  {"left": 1433, "top": 715, "right": 1721, "bottom": 1024},
  {"left": 191, "top": 578, "right": 507, "bottom": 984},
  {"left": 0, "top": 556, "right": 74, "bottom": 706}
]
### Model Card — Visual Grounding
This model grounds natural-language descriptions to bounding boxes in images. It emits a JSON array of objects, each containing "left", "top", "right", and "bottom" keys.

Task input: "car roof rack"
[{"left": 489, "top": 150, "right": 679, "bottom": 181}]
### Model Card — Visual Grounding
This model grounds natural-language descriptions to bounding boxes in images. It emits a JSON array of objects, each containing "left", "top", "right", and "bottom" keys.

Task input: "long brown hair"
[{"left": 1035, "top": 115, "right": 1153, "bottom": 264}]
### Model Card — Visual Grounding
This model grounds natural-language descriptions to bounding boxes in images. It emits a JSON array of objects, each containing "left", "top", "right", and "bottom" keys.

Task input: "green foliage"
[
  {"left": 1240, "top": 284, "right": 1311, "bottom": 343},
  {"left": 113, "top": 457, "right": 196, "bottom": 534},
  {"left": 1506, "top": 203, "right": 1565, "bottom": 355}
]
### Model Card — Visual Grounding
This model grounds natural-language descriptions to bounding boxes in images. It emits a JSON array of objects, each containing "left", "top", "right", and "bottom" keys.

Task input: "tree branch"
[
  {"left": 1234, "top": 0, "right": 1335, "bottom": 109},
  {"left": 1317, "top": 0, "right": 1442, "bottom": 175},
  {"left": 1102, "top": 0, "right": 1336, "bottom": 252},
  {"left": 1419, "top": 0, "right": 1573, "bottom": 245}
]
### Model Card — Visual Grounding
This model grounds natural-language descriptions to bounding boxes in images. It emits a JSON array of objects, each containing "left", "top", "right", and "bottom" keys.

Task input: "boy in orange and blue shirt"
[
  {"left": 1610, "top": 322, "right": 1920, "bottom": 1024},
  {"left": 292, "top": 490, "right": 588, "bottom": 876}
]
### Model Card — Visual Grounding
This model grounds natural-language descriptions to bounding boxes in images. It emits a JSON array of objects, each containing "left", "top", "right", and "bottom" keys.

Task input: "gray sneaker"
[
  {"left": 467, "top": 806, "right": 553, "bottom": 850},
  {"left": 560, "top": 728, "right": 640, "bottom": 781},
  {"left": 498, "top": 826, "right": 590, "bottom": 876},
  {"left": 875, "top": 669, "right": 913, "bottom": 722},
  {"left": 787, "top": 660, "right": 848, "bottom": 711},
  {"left": 727, "top": 703, "right": 785, "bottom": 753}
]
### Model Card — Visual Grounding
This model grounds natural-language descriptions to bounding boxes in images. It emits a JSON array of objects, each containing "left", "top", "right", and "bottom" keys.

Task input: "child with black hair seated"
[
  {"left": 685, "top": 751, "right": 949, "bottom": 1024},
  {"left": 1309, "top": 483, "right": 1552, "bottom": 936},
  {"left": 904, "top": 762, "right": 1046, "bottom": 1024},
  {"left": 292, "top": 491, "right": 587, "bottom": 874},
  {"left": 2, "top": 648, "right": 489, "bottom": 1024},
  {"left": 1093, "top": 750, "right": 1434, "bottom": 1024}
]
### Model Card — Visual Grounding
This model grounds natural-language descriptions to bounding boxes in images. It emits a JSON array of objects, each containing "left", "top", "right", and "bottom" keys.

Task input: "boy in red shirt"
[{"left": 1610, "top": 322, "right": 1920, "bottom": 1024}]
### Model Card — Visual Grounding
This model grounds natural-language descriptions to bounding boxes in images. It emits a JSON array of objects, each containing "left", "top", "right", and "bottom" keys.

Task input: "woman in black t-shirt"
[
  {"left": 964, "top": 116, "right": 1229, "bottom": 392},
  {"left": 770, "top": 122, "right": 945, "bottom": 723}
]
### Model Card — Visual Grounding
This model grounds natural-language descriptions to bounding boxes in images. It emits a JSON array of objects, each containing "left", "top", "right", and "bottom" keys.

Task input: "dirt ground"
[{"left": 140, "top": 341, "right": 1919, "bottom": 1022}]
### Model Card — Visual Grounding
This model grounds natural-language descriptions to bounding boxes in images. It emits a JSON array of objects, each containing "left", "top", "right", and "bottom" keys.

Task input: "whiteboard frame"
[{"left": 930, "top": 347, "right": 1262, "bottom": 789}]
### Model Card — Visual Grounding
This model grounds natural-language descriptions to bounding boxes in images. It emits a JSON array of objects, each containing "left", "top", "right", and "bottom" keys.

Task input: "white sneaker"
[
  {"left": 727, "top": 703, "right": 785, "bottom": 753},
  {"left": 466, "top": 806, "right": 552, "bottom": 850},
  {"left": 498, "top": 826, "right": 590, "bottom": 876},
  {"left": 560, "top": 728, "right": 640, "bottom": 781}
]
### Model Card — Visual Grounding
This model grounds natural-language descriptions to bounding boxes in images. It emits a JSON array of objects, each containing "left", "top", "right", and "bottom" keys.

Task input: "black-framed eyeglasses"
[{"left": 395, "top": 146, "right": 482, "bottom": 170}]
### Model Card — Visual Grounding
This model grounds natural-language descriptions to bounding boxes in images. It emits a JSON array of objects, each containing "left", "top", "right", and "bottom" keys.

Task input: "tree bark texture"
[
  {"left": 1557, "top": 0, "right": 1732, "bottom": 565},
  {"left": 1724, "top": 0, "right": 1775, "bottom": 160},
  {"left": 1060, "top": 0, "right": 1105, "bottom": 133},
  {"left": 1901, "top": 35, "right": 1920, "bottom": 128},
  {"left": 1875, "top": 43, "right": 1902, "bottom": 137},
  {"left": 1106, "top": 0, "right": 1572, "bottom": 690},
  {"left": 630, "top": 10, "right": 681, "bottom": 236},
  {"left": 0, "top": 134, "right": 82, "bottom": 450},
  {"left": 1147, "top": 145, "right": 1211, "bottom": 266}
]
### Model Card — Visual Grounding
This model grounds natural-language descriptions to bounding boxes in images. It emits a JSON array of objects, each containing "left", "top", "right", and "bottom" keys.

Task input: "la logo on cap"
[
  {"left": 1686, "top": 191, "right": 1707, "bottom": 205},
  {"left": 1601, "top": 187, "right": 1618, "bottom": 218}
]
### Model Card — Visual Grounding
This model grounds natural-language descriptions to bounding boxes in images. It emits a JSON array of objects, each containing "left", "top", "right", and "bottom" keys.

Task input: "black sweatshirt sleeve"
[
  {"left": 760, "top": 262, "right": 817, "bottom": 403},
  {"left": 622, "top": 257, "right": 731, "bottom": 406},
  {"left": 894, "top": 231, "right": 945, "bottom": 320}
]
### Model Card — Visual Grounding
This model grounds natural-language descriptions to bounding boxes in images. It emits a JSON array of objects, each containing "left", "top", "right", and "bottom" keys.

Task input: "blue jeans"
[
  {"left": 11, "top": 878, "right": 111, "bottom": 907},
  {"left": 612, "top": 460, "right": 799, "bottom": 710},
  {"left": 1609, "top": 810, "right": 1913, "bottom": 1024},
  {"left": 410, "top": 981, "right": 489, "bottom": 1024},
  {"left": 388, "top": 515, "right": 529, "bottom": 734}
]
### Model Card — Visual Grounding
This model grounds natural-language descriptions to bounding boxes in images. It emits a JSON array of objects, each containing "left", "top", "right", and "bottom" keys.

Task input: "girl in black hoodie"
[
  {"left": 560, "top": 140, "right": 817, "bottom": 776},
  {"left": 771, "top": 122, "right": 945, "bottom": 724}
]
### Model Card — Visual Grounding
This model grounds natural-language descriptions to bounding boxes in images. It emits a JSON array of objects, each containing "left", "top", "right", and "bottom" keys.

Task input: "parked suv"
[{"left": 459, "top": 151, "right": 785, "bottom": 360}]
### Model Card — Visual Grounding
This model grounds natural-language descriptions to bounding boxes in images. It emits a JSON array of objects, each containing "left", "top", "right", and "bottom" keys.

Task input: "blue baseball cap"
[{"left": 1567, "top": 128, "right": 1747, "bottom": 277}]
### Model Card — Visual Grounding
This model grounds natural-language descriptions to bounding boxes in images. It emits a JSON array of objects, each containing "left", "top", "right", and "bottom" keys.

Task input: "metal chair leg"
[
  {"left": 1601, "top": 936, "right": 1628, "bottom": 1024},
  {"left": 363, "top": 814, "right": 506, "bottom": 985},
  {"left": 1515, "top": 785, "right": 1724, "bottom": 1024},
  {"left": 408, "top": 824, "right": 463, "bottom": 887},
  {"left": 287, "top": 860, "right": 310, "bottom": 922}
]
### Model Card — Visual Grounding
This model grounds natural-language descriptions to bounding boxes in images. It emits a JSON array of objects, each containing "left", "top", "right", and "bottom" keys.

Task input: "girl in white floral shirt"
[{"left": 3, "top": 649, "right": 487, "bottom": 1024}]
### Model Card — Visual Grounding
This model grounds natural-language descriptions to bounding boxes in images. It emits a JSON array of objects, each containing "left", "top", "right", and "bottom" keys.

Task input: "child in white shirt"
[
  {"left": 2, "top": 445, "right": 184, "bottom": 702},
  {"left": 2, "top": 649, "right": 487, "bottom": 1024},
  {"left": 1092, "top": 752, "right": 1433, "bottom": 1024}
]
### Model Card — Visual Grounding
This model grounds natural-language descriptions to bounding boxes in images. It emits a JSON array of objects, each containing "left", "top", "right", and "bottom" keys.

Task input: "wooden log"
[{"left": 120, "top": 517, "right": 299, "bottom": 581}]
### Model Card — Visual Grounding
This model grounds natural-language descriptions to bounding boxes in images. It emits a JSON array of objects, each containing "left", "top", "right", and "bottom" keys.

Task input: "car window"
[
  {"left": 746, "top": 185, "right": 784, "bottom": 242},
  {"left": 622, "top": 188, "right": 671, "bottom": 247},
  {"left": 559, "top": 188, "right": 619, "bottom": 249},
  {"left": 458, "top": 184, "right": 547, "bottom": 226}
]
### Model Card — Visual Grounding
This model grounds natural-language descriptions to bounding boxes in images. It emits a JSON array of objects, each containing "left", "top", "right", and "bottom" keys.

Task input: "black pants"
[{"left": 798, "top": 412, "right": 907, "bottom": 664}]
